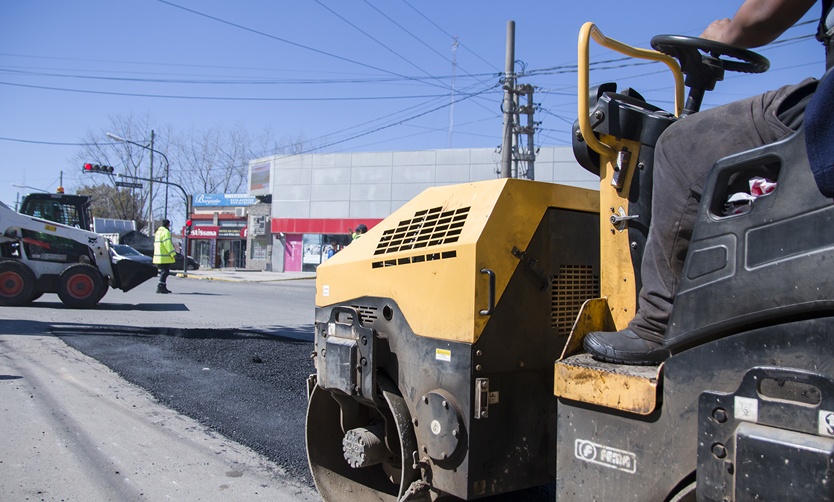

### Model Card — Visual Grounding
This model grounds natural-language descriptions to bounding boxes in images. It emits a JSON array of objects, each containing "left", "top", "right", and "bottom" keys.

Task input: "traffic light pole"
[{"left": 105, "top": 132, "right": 170, "bottom": 235}]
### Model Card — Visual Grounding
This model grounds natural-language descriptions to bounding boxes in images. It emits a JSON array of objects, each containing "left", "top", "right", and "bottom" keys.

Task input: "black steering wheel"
[
  {"left": 651, "top": 34, "right": 770, "bottom": 74},
  {"left": 650, "top": 35, "right": 770, "bottom": 114}
]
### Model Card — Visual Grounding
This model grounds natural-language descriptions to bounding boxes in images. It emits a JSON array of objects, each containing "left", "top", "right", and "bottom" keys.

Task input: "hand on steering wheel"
[{"left": 651, "top": 35, "right": 769, "bottom": 74}]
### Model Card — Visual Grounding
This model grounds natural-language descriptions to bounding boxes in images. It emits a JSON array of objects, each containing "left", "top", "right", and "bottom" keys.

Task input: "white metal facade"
[{"left": 249, "top": 146, "right": 596, "bottom": 220}]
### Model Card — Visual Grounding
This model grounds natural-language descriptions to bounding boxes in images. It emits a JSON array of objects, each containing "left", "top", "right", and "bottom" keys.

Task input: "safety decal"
[
  {"left": 819, "top": 410, "right": 834, "bottom": 437},
  {"left": 575, "top": 439, "right": 636, "bottom": 474},
  {"left": 322, "top": 285, "right": 330, "bottom": 297},
  {"left": 435, "top": 348, "right": 451, "bottom": 362}
]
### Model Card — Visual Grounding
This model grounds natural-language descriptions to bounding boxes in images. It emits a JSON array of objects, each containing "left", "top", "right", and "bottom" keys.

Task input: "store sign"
[
  {"left": 250, "top": 162, "right": 270, "bottom": 192},
  {"left": 193, "top": 193, "right": 258, "bottom": 207},
  {"left": 191, "top": 226, "right": 219, "bottom": 238},
  {"left": 218, "top": 227, "right": 244, "bottom": 238}
]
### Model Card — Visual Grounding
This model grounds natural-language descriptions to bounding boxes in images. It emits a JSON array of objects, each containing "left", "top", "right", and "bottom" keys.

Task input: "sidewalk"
[{"left": 176, "top": 268, "right": 316, "bottom": 283}]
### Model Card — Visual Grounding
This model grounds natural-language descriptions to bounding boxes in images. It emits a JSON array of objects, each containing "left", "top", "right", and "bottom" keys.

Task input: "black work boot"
[
  {"left": 583, "top": 328, "right": 670, "bottom": 365},
  {"left": 156, "top": 284, "right": 171, "bottom": 294}
]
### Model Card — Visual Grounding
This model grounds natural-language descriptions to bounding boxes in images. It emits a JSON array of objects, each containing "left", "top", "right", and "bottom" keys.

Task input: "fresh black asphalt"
[{"left": 54, "top": 324, "right": 316, "bottom": 486}]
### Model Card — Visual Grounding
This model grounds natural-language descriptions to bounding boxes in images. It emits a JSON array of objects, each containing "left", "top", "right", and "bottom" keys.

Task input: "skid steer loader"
[
  {"left": 0, "top": 197, "right": 157, "bottom": 308},
  {"left": 305, "top": 22, "right": 834, "bottom": 501}
]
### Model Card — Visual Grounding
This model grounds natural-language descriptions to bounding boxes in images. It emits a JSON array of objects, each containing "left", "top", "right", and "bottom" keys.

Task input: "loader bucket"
[{"left": 113, "top": 259, "right": 158, "bottom": 292}]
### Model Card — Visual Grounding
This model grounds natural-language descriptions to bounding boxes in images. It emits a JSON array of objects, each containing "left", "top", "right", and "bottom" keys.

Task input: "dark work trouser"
[
  {"left": 628, "top": 78, "right": 818, "bottom": 343},
  {"left": 158, "top": 263, "right": 171, "bottom": 286}
]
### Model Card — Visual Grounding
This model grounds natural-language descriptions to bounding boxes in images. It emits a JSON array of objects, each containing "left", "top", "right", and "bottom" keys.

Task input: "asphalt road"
[
  {"left": 0, "top": 274, "right": 320, "bottom": 501},
  {"left": 1, "top": 272, "right": 553, "bottom": 501}
]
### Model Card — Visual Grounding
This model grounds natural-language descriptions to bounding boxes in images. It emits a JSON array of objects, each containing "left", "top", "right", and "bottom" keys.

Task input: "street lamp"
[{"left": 106, "top": 131, "right": 171, "bottom": 235}]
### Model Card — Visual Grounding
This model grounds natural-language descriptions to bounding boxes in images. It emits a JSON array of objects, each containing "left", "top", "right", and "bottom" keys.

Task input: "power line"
[
  {"left": 0, "top": 82, "right": 500, "bottom": 164},
  {"left": 0, "top": 66, "right": 498, "bottom": 86},
  {"left": 0, "top": 51, "right": 444, "bottom": 79},
  {"left": 0, "top": 81, "right": 450, "bottom": 101},
  {"left": 361, "top": 0, "right": 493, "bottom": 87},
  {"left": 0, "top": 136, "right": 100, "bottom": 146},
  {"left": 399, "top": 0, "right": 499, "bottom": 72},
  {"left": 313, "top": 0, "right": 447, "bottom": 89},
  {"left": 154, "top": 0, "right": 448, "bottom": 90},
  {"left": 258, "top": 84, "right": 500, "bottom": 160}
]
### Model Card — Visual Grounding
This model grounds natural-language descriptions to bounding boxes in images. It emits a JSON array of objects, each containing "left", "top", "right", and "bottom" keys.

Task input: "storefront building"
[
  {"left": 247, "top": 147, "right": 595, "bottom": 272},
  {"left": 187, "top": 193, "right": 256, "bottom": 269}
]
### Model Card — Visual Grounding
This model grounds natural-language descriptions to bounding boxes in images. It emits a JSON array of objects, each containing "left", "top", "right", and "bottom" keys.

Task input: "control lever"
[{"left": 610, "top": 207, "right": 639, "bottom": 232}]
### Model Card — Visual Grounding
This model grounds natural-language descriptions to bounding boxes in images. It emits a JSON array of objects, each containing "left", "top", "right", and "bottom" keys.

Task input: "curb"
[{"left": 175, "top": 273, "right": 315, "bottom": 283}]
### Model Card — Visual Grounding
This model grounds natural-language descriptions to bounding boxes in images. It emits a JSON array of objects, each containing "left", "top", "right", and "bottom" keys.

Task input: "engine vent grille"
[
  {"left": 371, "top": 250, "right": 457, "bottom": 269},
  {"left": 552, "top": 264, "right": 600, "bottom": 334},
  {"left": 375, "top": 206, "right": 469, "bottom": 255},
  {"left": 351, "top": 305, "right": 378, "bottom": 325},
  {"left": 371, "top": 205, "right": 469, "bottom": 268}
]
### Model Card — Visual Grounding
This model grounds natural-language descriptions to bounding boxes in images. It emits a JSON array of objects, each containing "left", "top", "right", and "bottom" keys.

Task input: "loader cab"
[
  {"left": 16, "top": 193, "right": 97, "bottom": 265},
  {"left": 19, "top": 193, "right": 93, "bottom": 231}
]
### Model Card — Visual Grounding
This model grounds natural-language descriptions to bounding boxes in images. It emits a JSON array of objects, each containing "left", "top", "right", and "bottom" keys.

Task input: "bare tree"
[
  {"left": 72, "top": 113, "right": 175, "bottom": 232},
  {"left": 172, "top": 125, "right": 250, "bottom": 195},
  {"left": 76, "top": 183, "right": 143, "bottom": 223},
  {"left": 72, "top": 113, "right": 306, "bottom": 233}
]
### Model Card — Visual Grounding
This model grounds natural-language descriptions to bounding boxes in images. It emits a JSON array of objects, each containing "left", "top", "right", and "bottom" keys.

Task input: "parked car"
[
  {"left": 110, "top": 244, "right": 153, "bottom": 264},
  {"left": 172, "top": 252, "right": 199, "bottom": 271}
]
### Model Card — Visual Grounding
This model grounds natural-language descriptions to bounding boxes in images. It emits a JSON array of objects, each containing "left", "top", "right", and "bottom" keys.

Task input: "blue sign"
[{"left": 192, "top": 193, "right": 258, "bottom": 207}]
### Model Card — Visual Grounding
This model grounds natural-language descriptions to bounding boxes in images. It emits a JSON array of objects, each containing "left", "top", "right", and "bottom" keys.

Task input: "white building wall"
[{"left": 252, "top": 146, "right": 596, "bottom": 221}]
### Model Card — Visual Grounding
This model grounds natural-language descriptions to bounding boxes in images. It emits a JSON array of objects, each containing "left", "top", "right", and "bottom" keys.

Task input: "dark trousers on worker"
[
  {"left": 158, "top": 264, "right": 171, "bottom": 286},
  {"left": 628, "top": 78, "right": 818, "bottom": 343}
]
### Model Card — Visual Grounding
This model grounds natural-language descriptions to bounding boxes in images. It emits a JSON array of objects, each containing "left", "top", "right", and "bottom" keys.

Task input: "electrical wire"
[
  {"left": 361, "top": 0, "right": 493, "bottom": 88},
  {"left": 154, "top": 0, "right": 449, "bottom": 90},
  {"left": 399, "top": 0, "right": 499, "bottom": 72},
  {"left": 313, "top": 0, "right": 448, "bottom": 90},
  {"left": 0, "top": 66, "right": 498, "bottom": 86},
  {"left": 0, "top": 81, "right": 450, "bottom": 101}
]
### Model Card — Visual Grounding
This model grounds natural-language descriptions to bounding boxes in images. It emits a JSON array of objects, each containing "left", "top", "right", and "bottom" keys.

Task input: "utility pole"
[
  {"left": 500, "top": 21, "right": 516, "bottom": 179},
  {"left": 448, "top": 35, "right": 459, "bottom": 148},
  {"left": 148, "top": 129, "right": 155, "bottom": 236},
  {"left": 515, "top": 84, "right": 536, "bottom": 180},
  {"left": 499, "top": 21, "right": 537, "bottom": 180}
]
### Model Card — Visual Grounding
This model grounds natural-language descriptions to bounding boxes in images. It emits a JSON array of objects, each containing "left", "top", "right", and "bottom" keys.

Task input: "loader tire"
[
  {"left": 0, "top": 260, "right": 36, "bottom": 306},
  {"left": 58, "top": 264, "right": 105, "bottom": 309}
]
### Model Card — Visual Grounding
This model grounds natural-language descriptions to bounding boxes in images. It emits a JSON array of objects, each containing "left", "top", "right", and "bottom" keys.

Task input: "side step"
[
  {"left": 556, "top": 298, "right": 662, "bottom": 415},
  {"left": 554, "top": 353, "right": 662, "bottom": 415}
]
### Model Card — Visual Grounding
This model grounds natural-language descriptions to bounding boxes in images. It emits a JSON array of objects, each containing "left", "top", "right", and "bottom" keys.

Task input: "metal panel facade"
[{"left": 251, "top": 147, "right": 594, "bottom": 222}]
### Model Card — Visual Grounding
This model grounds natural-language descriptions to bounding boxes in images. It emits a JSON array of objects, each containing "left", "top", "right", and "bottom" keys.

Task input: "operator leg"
[{"left": 584, "top": 79, "right": 817, "bottom": 365}]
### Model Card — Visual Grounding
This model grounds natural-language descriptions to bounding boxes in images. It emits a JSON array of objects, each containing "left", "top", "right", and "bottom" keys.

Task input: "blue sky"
[{"left": 0, "top": 0, "right": 825, "bottom": 210}]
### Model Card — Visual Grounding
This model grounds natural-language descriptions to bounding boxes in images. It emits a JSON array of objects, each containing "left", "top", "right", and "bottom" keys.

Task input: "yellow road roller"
[{"left": 307, "top": 22, "right": 834, "bottom": 501}]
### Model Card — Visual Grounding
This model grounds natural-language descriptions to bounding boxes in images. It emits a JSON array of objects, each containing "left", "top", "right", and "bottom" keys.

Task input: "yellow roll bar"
[{"left": 577, "top": 22, "right": 684, "bottom": 160}]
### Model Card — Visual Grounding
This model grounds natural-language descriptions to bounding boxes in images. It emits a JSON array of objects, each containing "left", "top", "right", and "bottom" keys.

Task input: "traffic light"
[
  {"left": 185, "top": 219, "right": 193, "bottom": 236},
  {"left": 83, "top": 163, "right": 114, "bottom": 174}
]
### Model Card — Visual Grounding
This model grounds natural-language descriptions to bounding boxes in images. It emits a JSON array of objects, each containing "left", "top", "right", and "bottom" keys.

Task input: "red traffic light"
[
  {"left": 83, "top": 163, "right": 114, "bottom": 174},
  {"left": 185, "top": 219, "right": 193, "bottom": 236}
]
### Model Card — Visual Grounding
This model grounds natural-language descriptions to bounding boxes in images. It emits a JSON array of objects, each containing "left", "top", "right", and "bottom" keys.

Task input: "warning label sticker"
[{"left": 435, "top": 348, "right": 451, "bottom": 362}]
